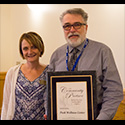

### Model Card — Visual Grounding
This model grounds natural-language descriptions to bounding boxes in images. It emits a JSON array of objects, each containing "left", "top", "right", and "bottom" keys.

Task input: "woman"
[{"left": 1, "top": 32, "right": 48, "bottom": 120}]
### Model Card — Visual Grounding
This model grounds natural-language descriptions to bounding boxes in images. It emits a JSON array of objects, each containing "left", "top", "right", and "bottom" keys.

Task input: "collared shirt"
[{"left": 48, "top": 39, "right": 123, "bottom": 120}]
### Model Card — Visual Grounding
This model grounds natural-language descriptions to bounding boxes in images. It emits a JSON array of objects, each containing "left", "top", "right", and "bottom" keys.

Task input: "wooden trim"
[
  {"left": 122, "top": 88, "right": 125, "bottom": 104},
  {"left": 113, "top": 88, "right": 125, "bottom": 120},
  {"left": 0, "top": 72, "right": 6, "bottom": 116},
  {"left": 0, "top": 72, "right": 6, "bottom": 80}
]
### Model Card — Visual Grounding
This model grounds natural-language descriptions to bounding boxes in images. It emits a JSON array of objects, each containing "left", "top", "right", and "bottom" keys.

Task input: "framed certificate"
[{"left": 47, "top": 71, "right": 97, "bottom": 120}]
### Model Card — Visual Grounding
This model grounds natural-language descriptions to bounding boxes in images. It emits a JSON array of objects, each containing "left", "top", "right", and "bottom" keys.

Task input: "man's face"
[{"left": 62, "top": 14, "right": 88, "bottom": 47}]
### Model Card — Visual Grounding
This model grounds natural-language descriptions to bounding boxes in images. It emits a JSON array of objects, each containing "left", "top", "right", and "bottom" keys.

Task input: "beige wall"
[{"left": 0, "top": 4, "right": 125, "bottom": 88}]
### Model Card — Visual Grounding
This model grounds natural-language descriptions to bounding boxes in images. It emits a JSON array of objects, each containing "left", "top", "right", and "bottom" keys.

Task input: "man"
[{"left": 48, "top": 8, "right": 123, "bottom": 120}]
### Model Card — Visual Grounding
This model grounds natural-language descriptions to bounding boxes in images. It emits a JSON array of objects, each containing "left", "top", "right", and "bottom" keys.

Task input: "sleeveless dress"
[{"left": 13, "top": 66, "right": 48, "bottom": 120}]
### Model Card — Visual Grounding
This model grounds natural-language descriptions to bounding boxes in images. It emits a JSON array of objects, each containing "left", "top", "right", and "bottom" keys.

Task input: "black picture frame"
[{"left": 47, "top": 71, "right": 97, "bottom": 120}]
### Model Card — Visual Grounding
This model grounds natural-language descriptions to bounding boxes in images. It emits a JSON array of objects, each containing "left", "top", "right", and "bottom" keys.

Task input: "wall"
[
  {"left": 0, "top": 5, "right": 12, "bottom": 72},
  {"left": 0, "top": 4, "right": 125, "bottom": 88}
]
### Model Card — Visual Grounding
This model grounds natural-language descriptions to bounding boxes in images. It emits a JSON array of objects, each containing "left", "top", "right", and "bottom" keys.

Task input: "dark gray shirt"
[{"left": 49, "top": 39, "right": 123, "bottom": 120}]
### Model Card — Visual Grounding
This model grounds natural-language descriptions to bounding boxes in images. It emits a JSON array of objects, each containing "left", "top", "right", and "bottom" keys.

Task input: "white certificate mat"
[{"left": 56, "top": 82, "right": 88, "bottom": 120}]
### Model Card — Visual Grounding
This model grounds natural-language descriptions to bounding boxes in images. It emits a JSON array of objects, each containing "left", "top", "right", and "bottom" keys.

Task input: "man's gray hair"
[{"left": 60, "top": 8, "right": 88, "bottom": 24}]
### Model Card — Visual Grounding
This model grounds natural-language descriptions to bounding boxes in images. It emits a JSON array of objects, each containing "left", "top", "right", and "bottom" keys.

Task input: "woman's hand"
[{"left": 44, "top": 114, "right": 47, "bottom": 120}]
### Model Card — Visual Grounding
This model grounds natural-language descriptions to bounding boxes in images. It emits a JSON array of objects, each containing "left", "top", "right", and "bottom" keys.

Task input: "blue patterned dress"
[{"left": 13, "top": 66, "right": 48, "bottom": 120}]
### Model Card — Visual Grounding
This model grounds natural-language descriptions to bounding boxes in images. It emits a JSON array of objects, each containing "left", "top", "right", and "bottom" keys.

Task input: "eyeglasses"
[{"left": 63, "top": 22, "right": 86, "bottom": 31}]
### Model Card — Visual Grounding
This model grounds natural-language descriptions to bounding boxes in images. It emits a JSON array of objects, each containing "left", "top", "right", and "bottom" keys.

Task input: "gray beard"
[{"left": 67, "top": 38, "right": 84, "bottom": 47}]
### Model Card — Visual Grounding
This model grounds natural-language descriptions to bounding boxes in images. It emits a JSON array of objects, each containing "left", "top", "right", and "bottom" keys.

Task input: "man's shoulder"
[
  {"left": 52, "top": 43, "right": 68, "bottom": 55},
  {"left": 89, "top": 39, "right": 111, "bottom": 50}
]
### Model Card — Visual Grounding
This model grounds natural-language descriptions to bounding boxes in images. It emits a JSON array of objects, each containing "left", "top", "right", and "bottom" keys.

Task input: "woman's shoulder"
[
  {"left": 8, "top": 64, "right": 21, "bottom": 73},
  {"left": 43, "top": 65, "right": 49, "bottom": 72},
  {"left": 40, "top": 64, "right": 49, "bottom": 74},
  {"left": 6, "top": 64, "right": 22, "bottom": 77}
]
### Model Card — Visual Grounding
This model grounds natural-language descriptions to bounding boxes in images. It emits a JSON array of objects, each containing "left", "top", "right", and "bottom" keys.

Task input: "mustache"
[{"left": 68, "top": 33, "right": 80, "bottom": 38}]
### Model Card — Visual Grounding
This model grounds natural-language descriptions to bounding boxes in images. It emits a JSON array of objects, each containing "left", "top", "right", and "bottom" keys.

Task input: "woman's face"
[{"left": 21, "top": 39, "right": 41, "bottom": 63}]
